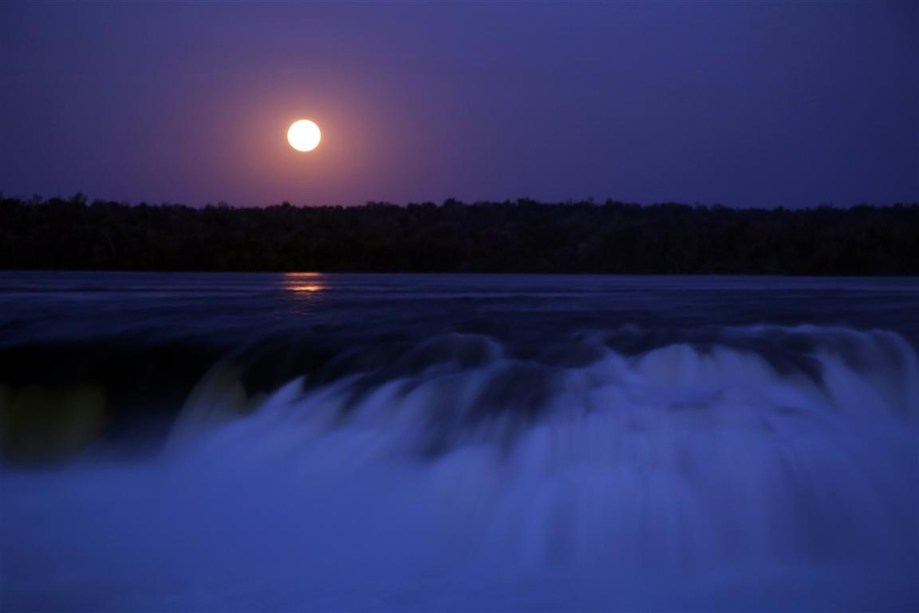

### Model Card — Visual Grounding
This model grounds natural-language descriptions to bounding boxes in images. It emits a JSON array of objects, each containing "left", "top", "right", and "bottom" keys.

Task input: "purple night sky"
[{"left": 1, "top": 1, "right": 916, "bottom": 208}]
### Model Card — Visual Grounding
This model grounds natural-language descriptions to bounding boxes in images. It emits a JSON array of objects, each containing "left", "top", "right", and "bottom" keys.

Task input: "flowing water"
[{"left": 1, "top": 272, "right": 917, "bottom": 611}]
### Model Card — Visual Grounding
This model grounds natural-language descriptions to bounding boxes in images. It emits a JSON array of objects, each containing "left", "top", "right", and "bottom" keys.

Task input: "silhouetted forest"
[{"left": 2, "top": 195, "right": 918, "bottom": 274}]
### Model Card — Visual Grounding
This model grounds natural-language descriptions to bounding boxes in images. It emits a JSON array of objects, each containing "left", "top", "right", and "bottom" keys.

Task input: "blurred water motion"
[{"left": 0, "top": 272, "right": 917, "bottom": 611}]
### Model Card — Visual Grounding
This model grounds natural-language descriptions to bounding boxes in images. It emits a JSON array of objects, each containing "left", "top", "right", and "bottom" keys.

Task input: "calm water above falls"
[{"left": 1, "top": 272, "right": 917, "bottom": 611}]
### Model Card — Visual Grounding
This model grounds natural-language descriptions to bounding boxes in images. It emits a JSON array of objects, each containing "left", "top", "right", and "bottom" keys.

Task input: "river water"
[{"left": 1, "top": 272, "right": 917, "bottom": 611}]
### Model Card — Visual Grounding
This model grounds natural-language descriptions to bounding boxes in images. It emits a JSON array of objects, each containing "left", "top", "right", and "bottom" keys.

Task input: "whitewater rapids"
[{"left": 2, "top": 324, "right": 917, "bottom": 611}]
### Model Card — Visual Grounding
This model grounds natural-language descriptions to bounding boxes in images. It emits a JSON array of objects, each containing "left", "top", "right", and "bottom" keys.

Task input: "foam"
[{"left": 3, "top": 326, "right": 917, "bottom": 610}]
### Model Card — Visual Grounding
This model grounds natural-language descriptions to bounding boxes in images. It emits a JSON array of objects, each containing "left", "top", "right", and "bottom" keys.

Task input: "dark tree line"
[{"left": 1, "top": 194, "right": 918, "bottom": 274}]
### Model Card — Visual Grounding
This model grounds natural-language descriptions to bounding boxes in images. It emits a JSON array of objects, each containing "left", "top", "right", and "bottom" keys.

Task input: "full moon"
[{"left": 287, "top": 119, "right": 321, "bottom": 152}]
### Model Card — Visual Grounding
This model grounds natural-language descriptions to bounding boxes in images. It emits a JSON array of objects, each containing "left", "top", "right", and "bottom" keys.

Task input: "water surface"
[{"left": 1, "top": 273, "right": 917, "bottom": 611}]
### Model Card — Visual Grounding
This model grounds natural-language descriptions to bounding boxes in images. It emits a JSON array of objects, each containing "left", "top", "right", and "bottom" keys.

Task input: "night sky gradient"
[{"left": 1, "top": 1, "right": 916, "bottom": 207}]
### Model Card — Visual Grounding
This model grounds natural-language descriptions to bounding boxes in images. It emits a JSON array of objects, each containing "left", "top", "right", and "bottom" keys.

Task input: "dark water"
[{"left": 1, "top": 272, "right": 917, "bottom": 611}]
